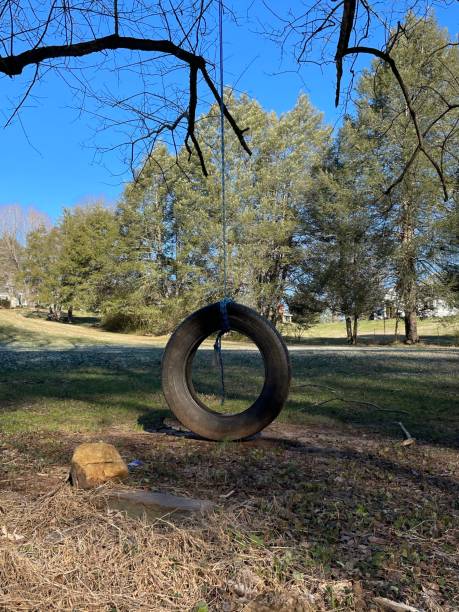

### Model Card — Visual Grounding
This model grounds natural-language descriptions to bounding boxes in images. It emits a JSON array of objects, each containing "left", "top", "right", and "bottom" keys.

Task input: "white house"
[
  {"left": 0, "top": 285, "right": 27, "bottom": 307},
  {"left": 378, "top": 287, "right": 458, "bottom": 319},
  {"left": 422, "top": 298, "right": 458, "bottom": 318}
]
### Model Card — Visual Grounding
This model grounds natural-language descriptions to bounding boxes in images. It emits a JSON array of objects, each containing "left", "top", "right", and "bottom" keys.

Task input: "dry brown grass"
[
  {"left": 0, "top": 308, "right": 169, "bottom": 348},
  {"left": 0, "top": 485, "right": 358, "bottom": 611},
  {"left": 1, "top": 425, "right": 458, "bottom": 611}
]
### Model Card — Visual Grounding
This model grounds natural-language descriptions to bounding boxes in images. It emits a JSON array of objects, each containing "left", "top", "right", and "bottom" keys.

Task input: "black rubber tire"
[{"left": 161, "top": 302, "right": 291, "bottom": 441}]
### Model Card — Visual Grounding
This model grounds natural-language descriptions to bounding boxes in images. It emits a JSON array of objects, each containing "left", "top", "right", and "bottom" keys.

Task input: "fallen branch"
[
  {"left": 309, "top": 397, "right": 409, "bottom": 415},
  {"left": 395, "top": 421, "right": 416, "bottom": 446},
  {"left": 374, "top": 596, "right": 420, "bottom": 612}
]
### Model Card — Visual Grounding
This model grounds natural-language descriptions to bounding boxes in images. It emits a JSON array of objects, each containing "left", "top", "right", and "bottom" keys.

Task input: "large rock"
[{"left": 70, "top": 442, "right": 128, "bottom": 489}]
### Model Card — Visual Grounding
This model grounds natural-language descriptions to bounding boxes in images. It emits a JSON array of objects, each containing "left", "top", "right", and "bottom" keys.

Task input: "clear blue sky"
[{"left": 1, "top": 2, "right": 458, "bottom": 222}]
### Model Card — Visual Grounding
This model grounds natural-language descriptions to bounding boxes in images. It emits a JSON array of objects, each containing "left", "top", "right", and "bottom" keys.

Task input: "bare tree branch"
[
  {"left": 262, "top": 0, "right": 458, "bottom": 200},
  {"left": 334, "top": 0, "right": 356, "bottom": 106},
  {"left": 4, "top": 63, "right": 40, "bottom": 127},
  {"left": 0, "top": 35, "right": 204, "bottom": 76},
  {"left": 0, "top": 2, "right": 252, "bottom": 176}
]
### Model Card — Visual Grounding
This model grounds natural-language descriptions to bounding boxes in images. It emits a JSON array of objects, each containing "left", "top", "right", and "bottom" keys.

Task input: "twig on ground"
[
  {"left": 374, "top": 596, "right": 420, "bottom": 612},
  {"left": 293, "top": 382, "right": 408, "bottom": 414},
  {"left": 396, "top": 421, "right": 416, "bottom": 446},
  {"left": 39, "top": 477, "right": 70, "bottom": 499},
  {"left": 291, "top": 383, "right": 338, "bottom": 393},
  {"left": 309, "top": 397, "right": 409, "bottom": 415}
]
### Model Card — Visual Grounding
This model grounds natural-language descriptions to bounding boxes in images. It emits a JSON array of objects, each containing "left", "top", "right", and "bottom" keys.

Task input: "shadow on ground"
[
  {"left": 283, "top": 333, "right": 458, "bottom": 347},
  {"left": 0, "top": 343, "right": 458, "bottom": 448},
  {"left": 24, "top": 310, "right": 101, "bottom": 328}
]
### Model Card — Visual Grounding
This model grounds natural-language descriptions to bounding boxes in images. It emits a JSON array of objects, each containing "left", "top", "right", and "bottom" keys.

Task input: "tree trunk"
[
  {"left": 399, "top": 198, "right": 419, "bottom": 344},
  {"left": 402, "top": 236, "right": 419, "bottom": 344},
  {"left": 345, "top": 316, "right": 352, "bottom": 343},
  {"left": 352, "top": 314, "right": 358, "bottom": 345},
  {"left": 404, "top": 309, "right": 418, "bottom": 344},
  {"left": 269, "top": 305, "right": 280, "bottom": 327}
]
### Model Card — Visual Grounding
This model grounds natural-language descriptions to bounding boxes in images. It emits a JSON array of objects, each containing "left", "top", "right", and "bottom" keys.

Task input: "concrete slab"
[{"left": 98, "top": 489, "right": 215, "bottom": 520}]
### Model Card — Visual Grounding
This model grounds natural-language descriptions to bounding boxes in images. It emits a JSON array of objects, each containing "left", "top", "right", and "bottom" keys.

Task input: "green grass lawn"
[
  {"left": 1, "top": 329, "right": 457, "bottom": 448},
  {"left": 0, "top": 309, "right": 458, "bottom": 445},
  {"left": 280, "top": 315, "right": 459, "bottom": 346},
  {"left": 193, "top": 343, "right": 459, "bottom": 447}
]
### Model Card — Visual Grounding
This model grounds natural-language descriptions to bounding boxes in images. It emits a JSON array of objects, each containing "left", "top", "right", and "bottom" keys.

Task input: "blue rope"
[
  {"left": 213, "top": 0, "right": 231, "bottom": 405},
  {"left": 213, "top": 297, "right": 232, "bottom": 405},
  {"left": 213, "top": 331, "right": 225, "bottom": 404},
  {"left": 219, "top": 296, "right": 231, "bottom": 332},
  {"left": 218, "top": 0, "right": 227, "bottom": 297}
]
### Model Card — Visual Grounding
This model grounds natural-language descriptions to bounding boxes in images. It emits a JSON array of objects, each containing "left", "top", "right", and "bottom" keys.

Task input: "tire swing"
[
  {"left": 162, "top": 301, "right": 291, "bottom": 441},
  {"left": 161, "top": 2, "right": 291, "bottom": 441}
]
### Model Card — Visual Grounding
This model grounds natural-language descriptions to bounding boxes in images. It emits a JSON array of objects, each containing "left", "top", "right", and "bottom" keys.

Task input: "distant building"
[
  {"left": 0, "top": 285, "right": 27, "bottom": 307},
  {"left": 277, "top": 303, "right": 293, "bottom": 324},
  {"left": 419, "top": 298, "right": 458, "bottom": 318},
  {"left": 372, "top": 288, "right": 458, "bottom": 319}
]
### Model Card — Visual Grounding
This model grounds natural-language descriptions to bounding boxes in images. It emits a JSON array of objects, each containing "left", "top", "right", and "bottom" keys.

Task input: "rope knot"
[
  {"left": 213, "top": 298, "right": 233, "bottom": 405},
  {"left": 219, "top": 297, "right": 232, "bottom": 333}
]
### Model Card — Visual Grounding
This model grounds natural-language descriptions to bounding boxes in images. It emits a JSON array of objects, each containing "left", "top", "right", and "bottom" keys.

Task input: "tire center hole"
[{"left": 190, "top": 331, "right": 266, "bottom": 415}]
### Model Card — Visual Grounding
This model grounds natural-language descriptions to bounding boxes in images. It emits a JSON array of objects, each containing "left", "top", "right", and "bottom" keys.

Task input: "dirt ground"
[{"left": 1, "top": 421, "right": 458, "bottom": 611}]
